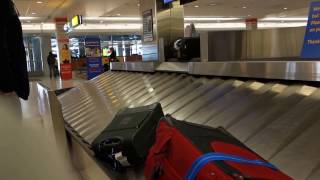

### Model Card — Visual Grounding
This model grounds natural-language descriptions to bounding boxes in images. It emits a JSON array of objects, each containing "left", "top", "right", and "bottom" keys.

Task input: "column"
[
  {"left": 139, "top": 0, "right": 184, "bottom": 61},
  {"left": 40, "top": 35, "right": 52, "bottom": 76},
  {"left": 54, "top": 17, "right": 72, "bottom": 80},
  {"left": 246, "top": 18, "right": 258, "bottom": 30},
  {"left": 140, "top": 0, "right": 158, "bottom": 61}
]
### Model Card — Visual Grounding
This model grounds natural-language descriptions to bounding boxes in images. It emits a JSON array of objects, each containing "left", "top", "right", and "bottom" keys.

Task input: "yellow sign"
[{"left": 71, "top": 15, "right": 82, "bottom": 28}]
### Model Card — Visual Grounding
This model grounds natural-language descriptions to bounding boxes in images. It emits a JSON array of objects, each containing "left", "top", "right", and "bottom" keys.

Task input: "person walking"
[{"left": 47, "top": 52, "right": 56, "bottom": 78}]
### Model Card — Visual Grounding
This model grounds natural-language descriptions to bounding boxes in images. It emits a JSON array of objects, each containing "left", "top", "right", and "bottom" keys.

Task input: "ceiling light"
[
  {"left": 283, "top": 7, "right": 288, "bottom": 10},
  {"left": 75, "top": 23, "right": 142, "bottom": 30},
  {"left": 36, "top": 1, "right": 43, "bottom": 4},
  {"left": 184, "top": 17, "right": 242, "bottom": 21},
  {"left": 242, "top": 6, "right": 247, "bottom": 9},
  {"left": 209, "top": 3, "right": 216, "bottom": 6},
  {"left": 117, "top": 13, "right": 121, "bottom": 16},
  {"left": 19, "top": 17, "right": 38, "bottom": 20},
  {"left": 83, "top": 17, "right": 141, "bottom": 21},
  {"left": 31, "top": 12, "right": 37, "bottom": 15},
  {"left": 260, "top": 17, "right": 308, "bottom": 21},
  {"left": 191, "top": 23, "right": 246, "bottom": 29},
  {"left": 194, "top": 5, "right": 199, "bottom": 8},
  {"left": 137, "top": 3, "right": 140, "bottom": 7}
]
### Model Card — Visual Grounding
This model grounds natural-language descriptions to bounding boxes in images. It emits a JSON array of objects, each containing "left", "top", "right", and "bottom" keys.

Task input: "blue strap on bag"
[{"left": 185, "top": 153, "right": 278, "bottom": 180}]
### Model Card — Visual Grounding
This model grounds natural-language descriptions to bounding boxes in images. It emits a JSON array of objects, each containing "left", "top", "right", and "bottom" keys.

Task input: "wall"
[{"left": 204, "top": 26, "right": 306, "bottom": 61}]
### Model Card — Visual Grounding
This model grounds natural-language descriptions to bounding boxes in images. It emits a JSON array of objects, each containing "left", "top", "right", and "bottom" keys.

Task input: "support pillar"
[
  {"left": 54, "top": 17, "right": 72, "bottom": 80},
  {"left": 246, "top": 18, "right": 258, "bottom": 30},
  {"left": 139, "top": 0, "right": 185, "bottom": 61},
  {"left": 40, "top": 35, "right": 52, "bottom": 76}
]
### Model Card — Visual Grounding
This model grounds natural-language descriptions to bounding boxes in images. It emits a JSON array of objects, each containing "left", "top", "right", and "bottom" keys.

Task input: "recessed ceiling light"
[
  {"left": 242, "top": 6, "right": 247, "bottom": 9},
  {"left": 194, "top": 5, "right": 199, "bottom": 8},
  {"left": 137, "top": 3, "right": 140, "bottom": 7},
  {"left": 31, "top": 12, "right": 37, "bottom": 15},
  {"left": 36, "top": 1, "right": 43, "bottom": 4},
  {"left": 283, "top": 7, "right": 288, "bottom": 10},
  {"left": 209, "top": 3, "right": 216, "bottom": 6}
]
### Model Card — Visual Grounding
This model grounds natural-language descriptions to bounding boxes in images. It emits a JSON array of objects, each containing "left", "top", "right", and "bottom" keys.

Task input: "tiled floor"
[{"left": 0, "top": 78, "right": 84, "bottom": 180}]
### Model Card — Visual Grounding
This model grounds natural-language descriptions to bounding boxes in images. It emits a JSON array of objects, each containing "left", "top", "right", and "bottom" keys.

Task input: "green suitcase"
[{"left": 92, "top": 103, "right": 164, "bottom": 170}]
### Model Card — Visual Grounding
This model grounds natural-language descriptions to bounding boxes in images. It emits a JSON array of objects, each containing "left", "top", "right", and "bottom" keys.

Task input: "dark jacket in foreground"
[{"left": 0, "top": 0, "right": 30, "bottom": 100}]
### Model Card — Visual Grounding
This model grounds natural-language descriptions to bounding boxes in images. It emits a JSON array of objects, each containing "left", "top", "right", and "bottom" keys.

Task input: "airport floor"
[{"left": 0, "top": 77, "right": 84, "bottom": 180}]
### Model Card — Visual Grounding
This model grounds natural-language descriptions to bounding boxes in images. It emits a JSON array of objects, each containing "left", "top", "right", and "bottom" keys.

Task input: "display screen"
[
  {"left": 180, "top": 0, "right": 196, "bottom": 5},
  {"left": 71, "top": 15, "right": 82, "bottom": 28},
  {"left": 163, "top": 0, "right": 173, "bottom": 4}
]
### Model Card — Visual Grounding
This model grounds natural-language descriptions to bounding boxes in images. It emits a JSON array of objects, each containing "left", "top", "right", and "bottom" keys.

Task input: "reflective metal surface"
[
  {"left": 59, "top": 70, "right": 320, "bottom": 180},
  {"left": 155, "top": 62, "right": 188, "bottom": 72},
  {"left": 201, "top": 27, "right": 305, "bottom": 61},
  {"left": 188, "top": 61, "right": 320, "bottom": 82},
  {"left": 206, "top": 31, "right": 244, "bottom": 61},
  {"left": 111, "top": 61, "right": 320, "bottom": 82},
  {"left": 110, "top": 62, "right": 157, "bottom": 72}
]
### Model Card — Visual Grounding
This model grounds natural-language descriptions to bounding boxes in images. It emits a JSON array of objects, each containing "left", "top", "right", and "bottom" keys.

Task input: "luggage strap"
[{"left": 185, "top": 152, "right": 278, "bottom": 180}]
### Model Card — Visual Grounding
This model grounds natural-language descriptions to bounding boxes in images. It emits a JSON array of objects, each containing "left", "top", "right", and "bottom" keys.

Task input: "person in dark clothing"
[
  {"left": 109, "top": 47, "right": 119, "bottom": 62},
  {"left": 0, "top": 0, "right": 30, "bottom": 100},
  {"left": 47, "top": 52, "right": 56, "bottom": 78}
]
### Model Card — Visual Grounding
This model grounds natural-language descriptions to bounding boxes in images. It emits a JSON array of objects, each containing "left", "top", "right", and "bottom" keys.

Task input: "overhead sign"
[
  {"left": 301, "top": 1, "right": 320, "bottom": 58},
  {"left": 71, "top": 15, "right": 82, "bottom": 28}
]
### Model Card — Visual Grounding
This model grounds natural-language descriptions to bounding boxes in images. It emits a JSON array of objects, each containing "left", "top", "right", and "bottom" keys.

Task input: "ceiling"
[
  {"left": 14, "top": 0, "right": 139, "bottom": 23},
  {"left": 14, "top": 0, "right": 312, "bottom": 23},
  {"left": 14, "top": 0, "right": 313, "bottom": 34},
  {"left": 183, "top": 0, "right": 312, "bottom": 18}
]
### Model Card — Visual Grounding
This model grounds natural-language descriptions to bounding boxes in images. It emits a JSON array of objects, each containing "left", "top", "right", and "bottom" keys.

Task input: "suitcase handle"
[
  {"left": 185, "top": 153, "right": 278, "bottom": 180},
  {"left": 100, "top": 138, "right": 122, "bottom": 148}
]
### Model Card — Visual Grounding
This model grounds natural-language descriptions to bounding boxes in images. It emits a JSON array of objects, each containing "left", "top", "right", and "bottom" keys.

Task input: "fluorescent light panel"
[
  {"left": 83, "top": 17, "right": 142, "bottom": 21},
  {"left": 185, "top": 17, "right": 242, "bottom": 21},
  {"left": 261, "top": 17, "right": 308, "bottom": 21},
  {"left": 76, "top": 23, "right": 142, "bottom": 30},
  {"left": 19, "top": 17, "right": 39, "bottom": 20}
]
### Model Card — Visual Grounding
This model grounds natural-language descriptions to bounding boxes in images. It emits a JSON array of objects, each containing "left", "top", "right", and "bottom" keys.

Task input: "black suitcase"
[{"left": 92, "top": 103, "right": 164, "bottom": 170}]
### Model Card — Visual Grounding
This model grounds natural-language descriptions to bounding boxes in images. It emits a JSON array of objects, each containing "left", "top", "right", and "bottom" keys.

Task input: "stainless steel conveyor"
[{"left": 57, "top": 61, "right": 320, "bottom": 180}]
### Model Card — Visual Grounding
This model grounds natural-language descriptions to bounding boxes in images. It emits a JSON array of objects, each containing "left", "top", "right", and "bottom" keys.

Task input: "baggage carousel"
[{"left": 56, "top": 61, "right": 320, "bottom": 180}]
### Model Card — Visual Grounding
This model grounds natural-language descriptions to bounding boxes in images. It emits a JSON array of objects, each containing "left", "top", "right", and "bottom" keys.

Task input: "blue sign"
[
  {"left": 85, "top": 37, "right": 103, "bottom": 79},
  {"left": 85, "top": 37, "right": 101, "bottom": 48},
  {"left": 87, "top": 57, "right": 104, "bottom": 80},
  {"left": 301, "top": 2, "right": 320, "bottom": 58}
]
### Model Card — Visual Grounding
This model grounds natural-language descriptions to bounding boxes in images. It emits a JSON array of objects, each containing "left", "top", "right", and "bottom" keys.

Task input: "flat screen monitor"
[
  {"left": 163, "top": 0, "right": 173, "bottom": 4},
  {"left": 71, "top": 15, "right": 82, "bottom": 28},
  {"left": 180, "top": 0, "right": 196, "bottom": 5}
]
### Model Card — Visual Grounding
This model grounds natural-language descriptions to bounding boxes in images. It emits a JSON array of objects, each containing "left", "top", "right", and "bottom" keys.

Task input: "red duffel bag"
[{"left": 144, "top": 116, "right": 293, "bottom": 180}]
